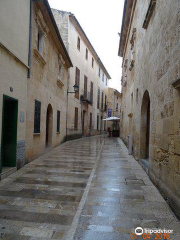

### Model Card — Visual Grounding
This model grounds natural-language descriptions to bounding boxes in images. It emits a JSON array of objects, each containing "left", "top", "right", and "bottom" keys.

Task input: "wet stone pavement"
[{"left": 0, "top": 136, "right": 180, "bottom": 240}]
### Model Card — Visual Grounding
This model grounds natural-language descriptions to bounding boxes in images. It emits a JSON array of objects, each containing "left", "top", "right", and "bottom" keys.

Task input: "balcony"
[{"left": 81, "top": 90, "right": 93, "bottom": 104}]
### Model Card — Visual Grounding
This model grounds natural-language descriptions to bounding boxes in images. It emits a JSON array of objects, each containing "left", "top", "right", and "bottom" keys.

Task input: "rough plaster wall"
[{"left": 53, "top": 10, "right": 109, "bottom": 135}]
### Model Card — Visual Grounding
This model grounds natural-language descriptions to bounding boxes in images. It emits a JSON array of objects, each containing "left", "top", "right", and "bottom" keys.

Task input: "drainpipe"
[{"left": 28, "top": 0, "right": 33, "bottom": 78}]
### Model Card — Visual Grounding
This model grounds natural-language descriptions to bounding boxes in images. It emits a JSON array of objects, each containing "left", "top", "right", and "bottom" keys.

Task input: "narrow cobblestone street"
[{"left": 0, "top": 136, "right": 179, "bottom": 240}]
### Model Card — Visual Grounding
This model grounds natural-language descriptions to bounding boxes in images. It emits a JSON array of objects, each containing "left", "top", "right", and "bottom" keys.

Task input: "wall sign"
[{"left": 108, "top": 109, "right": 112, "bottom": 117}]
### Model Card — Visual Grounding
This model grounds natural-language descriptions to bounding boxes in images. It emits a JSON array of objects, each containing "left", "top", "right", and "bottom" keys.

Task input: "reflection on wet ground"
[{"left": 0, "top": 136, "right": 179, "bottom": 240}]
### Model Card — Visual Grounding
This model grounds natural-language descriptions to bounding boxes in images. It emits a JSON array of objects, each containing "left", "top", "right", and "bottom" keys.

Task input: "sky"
[{"left": 49, "top": 0, "right": 124, "bottom": 92}]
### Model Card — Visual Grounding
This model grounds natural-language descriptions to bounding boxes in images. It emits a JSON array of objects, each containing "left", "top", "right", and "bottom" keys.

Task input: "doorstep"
[
  {"left": 139, "top": 158, "right": 149, "bottom": 174},
  {"left": 0, "top": 167, "right": 17, "bottom": 180}
]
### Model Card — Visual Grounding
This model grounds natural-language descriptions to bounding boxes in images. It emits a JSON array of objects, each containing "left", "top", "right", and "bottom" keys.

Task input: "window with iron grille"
[
  {"left": 97, "top": 87, "right": 100, "bottom": 109},
  {"left": 74, "top": 107, "right": 78, "bottom": 130},
  {"left": 75, "top": 67, "right": 80, "bottom": 99},
  {"left": 86, "top": 48, "right": 88, "bottom": 60},
  {"left": 77, "top": 37, "right": 80, "bottom": 51},
  {"left": 34, "top": 100, "right": 41, "bottom": 133},
  {"left": 57, "top": 110, "right": 60, "bottom": 133}
]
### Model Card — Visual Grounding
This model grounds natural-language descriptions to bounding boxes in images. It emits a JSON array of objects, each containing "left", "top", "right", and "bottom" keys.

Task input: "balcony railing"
[{"left": 81, "top": 90, "right": 93, "bottom": 104}]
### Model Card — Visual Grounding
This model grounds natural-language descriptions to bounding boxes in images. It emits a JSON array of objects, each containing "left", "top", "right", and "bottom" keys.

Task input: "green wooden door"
[{"left": 1, "top": 95, "right": 18, "bottom": 171}]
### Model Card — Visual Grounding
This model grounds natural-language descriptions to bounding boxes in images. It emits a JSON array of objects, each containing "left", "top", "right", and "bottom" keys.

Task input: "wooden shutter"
[
  {"left": 57, "top": 110, "right": 60, "bottom": 132},
  {"left": 90, "top": 82, "right": 93, "bottom": 104},
  {"left": 97, "top": 88, "right": 100, "bottom": 109},
  {"left": 84, "top": 75, "right": 87, "bottom": 99},
  {"left": 77, "top": 37, "right": 80, "bottom": 50},
  {"left": 101, "top": 92, "right": 104, "bottom": 110},
  {"left": 34, "top": 100, "right": 41, "bottom": 133},
  {"left": 90, "top": 113, "right": 92, "bottom": 130},
  {"left": 74, "top": 107, "right": 78, "bottom": 130},
  {"left": 75, "top": 68, "right": 80, "bottom": 99}
]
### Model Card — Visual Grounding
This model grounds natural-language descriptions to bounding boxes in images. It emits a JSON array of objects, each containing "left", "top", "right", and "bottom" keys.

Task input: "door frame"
[{"left": 0, "top": 95, "right": 18, "bottom": 173}]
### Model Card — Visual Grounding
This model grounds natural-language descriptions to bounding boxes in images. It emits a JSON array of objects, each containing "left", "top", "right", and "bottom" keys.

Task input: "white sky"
[{"left": 49, "top": 0, "right": 124, "bottom": 92}]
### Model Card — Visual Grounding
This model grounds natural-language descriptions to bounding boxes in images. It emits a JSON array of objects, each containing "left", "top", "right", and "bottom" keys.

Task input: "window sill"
[
  {"left": 34, "top": 132, "right": 41, "bottom": 136},
  {"left": 57, "top": 131, "right": 60, "bottom": 134},
  {"left": 34, "top": 49, "right": 46, "bottom": 67},
  {"left": 57, "top": 79, "right": 64, "bottom": 89}
]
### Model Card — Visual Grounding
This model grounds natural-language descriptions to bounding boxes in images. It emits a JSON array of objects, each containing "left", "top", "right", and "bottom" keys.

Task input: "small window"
[
  {"left": 98, "top": 67, "right": 101, "bottom": 77},
  {"left": 58, "top": 63, "right": 63, "bottom": 80},
  {"left": 97, "top": 114, "right": 99, "bottom": 130},
  {"left": 34, "top": 100, "right": 41, "bottom": 133},
  {"left": 97, "top": 87, "right": 100, "bottom": 109},
  {"left": 116, "top": 103, "right": 118, "bottom": 111},
  {"left": 74, "top": 107, "right": 78, "bottom": 130},
  {"left": 106, "top": 78, "right": 108, "bottom": 86},
  {"left": 77, "top": 37, "right": 80, "bottom": 51},
  {"left": 86, "top": 48, "right": 88, "bottom": 60},
  {"left": 75, "top": 67, "right": 80, "bottom": 99},
  {"left": 90, "top": 113, "right": 92, "bottom": 130},
  {"left": 102, "top": 73, "right": 104, "bottom": 82},
  {"left": 37, "top": 30, "right": 44, "bottom": 56},
  {"left": 57, "top": 110, "right": 60, "bottom": 133},
  {"left": 92, "top": 58, "right": 94, "bottom": 68}
]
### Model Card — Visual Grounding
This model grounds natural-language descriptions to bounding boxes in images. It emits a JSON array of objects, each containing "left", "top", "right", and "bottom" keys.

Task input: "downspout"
[{"left": 28, "top": 0, "right": 33, "bottom": 78}]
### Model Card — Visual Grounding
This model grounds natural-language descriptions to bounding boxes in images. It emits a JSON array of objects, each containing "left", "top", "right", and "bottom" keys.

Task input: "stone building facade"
[
  {"left": 107, "top": 88, "right": 122, "bottom": 130},
  {"left": 0, "top": 0, "right": 30, "bottom": 178},
  {"left": 25, "top": 1, "right": 72, "bottom": 162},
  {"left": 119, "top": 0, "right": 180, "bottom": 218},
  {"left": 52, "top": 10, "right": 111, "bottom": 139}
]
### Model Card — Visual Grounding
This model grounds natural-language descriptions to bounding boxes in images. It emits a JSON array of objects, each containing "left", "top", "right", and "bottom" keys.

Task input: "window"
[
  {"left": 97, "top": 87, "right": 100, "bottom": 109},
  {"left": 86, "top": 48, "right": 88, "bottom": 60},
  {"left": 116, "top": 103, "right": 118, "bottom": 111},
  {"left": 90, "top": 113, "right": 92, "bottom": 130},
  {"left": 90, "top": 81, "right": 93, "bottom": 104},
  {"left": 136, "top": 88, "right": 139, "bottom": 103},
  {"left": 101, "top": 92, "right": 104, "bottom": 110},
  {"left": 74, "top": 107, "right": 78, "bottom": 130},
  {"left": 37, "top": 30, "right": 44, "bottom": 55},
  {"left": 98, "top": 67, "right": 101, "bottom": 77},
  {"left": 143, "top": 0, "right": 156, "bottom": 29},
  {"left": 77, "top": 36, "right": 80, "bottom": 51},
  {"left": 102, "top": 73, "right": 104, "bottom": 82},
  {"left": 84, "top": 75, "right": 88, "bottom": 99},
  {"left": 75, "top": 67, "right": 80, "bottom": 99},
  {"left": 105, "top": 95, "right": 107, "bottom": 110},
  {"left": 92, "top": 58, "right": 94, "bottom": 68},
  {"left": 58, "top": 63, "right": 63, "bottom": 80},
  {"left": 34, "top": 100, "right": 41, "bottom": 133},
  {"left": 57, "top": 110, "right": 60, "bottom": 133},
  {"left": 97, "top": 114, "right": 99, "bottom": 130},
  {"left": 106, "top": 78, "right": 108, "bottom": 86}
]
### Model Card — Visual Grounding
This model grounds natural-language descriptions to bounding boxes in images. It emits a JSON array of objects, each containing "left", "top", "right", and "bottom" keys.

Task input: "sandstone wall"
[{"left": 121, "top": 0, "right": 180, "bottom": 217}]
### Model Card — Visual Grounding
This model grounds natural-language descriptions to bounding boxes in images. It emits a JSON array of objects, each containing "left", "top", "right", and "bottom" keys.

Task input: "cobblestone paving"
[{"left": 0, "top": 136, "right": 180, "bottom": 240}]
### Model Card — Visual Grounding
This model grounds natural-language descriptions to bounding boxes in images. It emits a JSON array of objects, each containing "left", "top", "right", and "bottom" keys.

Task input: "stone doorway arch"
[
  {"left": 140, "top": 90, "right": 150, "bottom": 160},
  {"left": 46, "top": 104, "right": 53, "bottom": 148}
]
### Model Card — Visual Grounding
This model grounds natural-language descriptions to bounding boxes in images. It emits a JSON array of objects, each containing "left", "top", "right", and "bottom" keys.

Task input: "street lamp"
[
  {"left": 66, "top": 84, "right": 79, "bottom": 141},
  {"left": 67, "top": 84, "right": 79, "bottom": 94}
]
